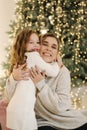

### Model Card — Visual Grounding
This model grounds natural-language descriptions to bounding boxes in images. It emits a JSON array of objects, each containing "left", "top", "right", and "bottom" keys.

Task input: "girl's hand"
[
  {"left": 57, "top": 53, "right": 64, "bottom": 68},
  {"left": 12, "top": 63, "right": 29, "bottom": 81},
  {"left": 29, "top": 66, "right": 45, "bottom": 85},
  {"left": 0, "top": 99, "right": 8, "bottom": 108}
]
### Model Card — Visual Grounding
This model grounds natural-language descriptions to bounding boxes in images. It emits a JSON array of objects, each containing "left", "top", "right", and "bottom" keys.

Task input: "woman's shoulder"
[
  {"left": 58, "top": 65, "right": 70, "bottom": 79},
  {"left": 61, "top": 65, "right": 70, "bottom": 74},
  {"left": 57, "top": 65, "right": 71, "bottom": 88}
]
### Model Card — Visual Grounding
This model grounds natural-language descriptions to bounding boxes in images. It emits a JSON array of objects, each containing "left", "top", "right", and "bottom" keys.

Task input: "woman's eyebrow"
[
  {"left": 52, "top": 44, "right": 57, "bottom": 46},
  {"left": 42, "top": 40, "right": 48, "bottom": 43},
  {"left": 42, "top": 40, "right": 57, "bottom": 47}
]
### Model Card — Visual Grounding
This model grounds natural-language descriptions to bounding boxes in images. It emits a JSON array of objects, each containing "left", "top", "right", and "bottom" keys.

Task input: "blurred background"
[
  {"left": 0, "top": 0, "right": 15, "bottom": 76},
  {"left": 0, "top": 0, "right": 87, "bottom": 110}
]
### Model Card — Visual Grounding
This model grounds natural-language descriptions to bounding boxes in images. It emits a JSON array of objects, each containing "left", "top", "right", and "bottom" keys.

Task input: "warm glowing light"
[{"left": 41, "top": 29, "right": 48, "bottom": 34}]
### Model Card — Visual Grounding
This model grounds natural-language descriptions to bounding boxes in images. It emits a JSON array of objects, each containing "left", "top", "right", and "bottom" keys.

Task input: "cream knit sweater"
[
  {"left": 5, "top": 66, "right": 87, "bottom": 130},
  {"left": 35, "top": 66, "right": 87, "bottom": 129}
]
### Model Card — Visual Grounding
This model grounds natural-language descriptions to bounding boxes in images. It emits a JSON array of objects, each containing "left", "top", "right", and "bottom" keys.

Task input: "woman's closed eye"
[
  {"left": 42, "top": 42, "right": 48, "bottom": 46},
  {"left": 52, "top": 45, "right": 57, "bottom": 49},
  {"left": 42, "top": 42, "right": 57, "bottom": 49}
]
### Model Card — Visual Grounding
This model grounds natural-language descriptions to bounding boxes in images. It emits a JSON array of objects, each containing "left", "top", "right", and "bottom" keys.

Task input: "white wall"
[{"left": 0, "top": 0, "right": 15, "bottom": 76}]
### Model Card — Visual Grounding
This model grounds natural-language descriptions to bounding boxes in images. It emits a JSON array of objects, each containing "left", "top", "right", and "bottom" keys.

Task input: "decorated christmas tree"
[{"left": 0, "top": 0, "right": 87, "bottom": 89}]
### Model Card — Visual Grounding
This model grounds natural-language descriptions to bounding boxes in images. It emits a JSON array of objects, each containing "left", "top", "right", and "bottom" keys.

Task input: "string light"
[
  {"left": 71, "top": 86, "right": 87, "bottom": 110},
  {"left": 41, "top": 29, "right": 48, "bottom": 34}
]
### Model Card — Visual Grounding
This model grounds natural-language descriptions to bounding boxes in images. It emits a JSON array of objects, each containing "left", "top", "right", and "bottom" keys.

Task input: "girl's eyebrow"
[{"left": 29, "top": 40, "right": 40, "bottom": 42}]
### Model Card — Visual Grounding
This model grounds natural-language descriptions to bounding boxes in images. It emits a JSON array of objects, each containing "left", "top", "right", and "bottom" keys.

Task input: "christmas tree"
[{"left": 0, "top": 0, "right": 87, "bottom": 89}]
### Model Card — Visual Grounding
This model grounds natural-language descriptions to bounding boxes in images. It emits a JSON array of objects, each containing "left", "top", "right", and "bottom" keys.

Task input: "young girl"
[{"left": 6, "top": 29, "right": 60, "bottom": 130}]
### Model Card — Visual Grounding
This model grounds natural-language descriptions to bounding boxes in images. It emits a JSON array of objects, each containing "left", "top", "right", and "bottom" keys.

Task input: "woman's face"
[
  {"left": 40, "top": 36, "right": 58, "bottom": 63},
  {"left": 26, "top": 33, "right": 40, "bottom": 52}
]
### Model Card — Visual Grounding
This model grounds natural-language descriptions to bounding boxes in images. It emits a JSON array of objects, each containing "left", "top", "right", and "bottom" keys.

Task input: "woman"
[{"left": 4, "top": 33, "right": 87, "bottom": 130}]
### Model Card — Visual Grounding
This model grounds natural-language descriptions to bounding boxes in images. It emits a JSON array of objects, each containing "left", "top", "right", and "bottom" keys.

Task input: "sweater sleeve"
[
  {"left": 35, "top": 66, "right": 72, "bottom": 114},
  {"left": 25, "top": 52, "right": 60, "bottom": 77},
  {"left": 4, "top": 74, "right": 18, "bottom": 101}
]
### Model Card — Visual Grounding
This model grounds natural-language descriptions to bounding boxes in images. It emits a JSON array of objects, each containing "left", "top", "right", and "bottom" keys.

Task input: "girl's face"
[
  {"left": 26, "top": 33, "right": 40, "bottom": 52},
  {"left": 40, "top": 36, "right": 58, "bottom": 63}
]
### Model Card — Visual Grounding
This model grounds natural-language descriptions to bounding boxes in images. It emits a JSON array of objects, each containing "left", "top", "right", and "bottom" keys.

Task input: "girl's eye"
[
  {"left": 28, "top": 41, "right": 40, "bottom": 44},
  {"left": 29, "top": 41, "right": 33, "bottom": 44}
]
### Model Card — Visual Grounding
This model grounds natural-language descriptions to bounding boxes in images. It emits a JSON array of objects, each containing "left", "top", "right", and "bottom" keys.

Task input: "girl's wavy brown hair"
[{"left": 10, "top": 29, "right": 39, "bottom": 73}]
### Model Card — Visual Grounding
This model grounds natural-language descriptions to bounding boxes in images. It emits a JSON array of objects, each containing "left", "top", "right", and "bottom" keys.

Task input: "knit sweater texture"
[{"left": 5, "top": 66, "right": 87, "bottom": 130}]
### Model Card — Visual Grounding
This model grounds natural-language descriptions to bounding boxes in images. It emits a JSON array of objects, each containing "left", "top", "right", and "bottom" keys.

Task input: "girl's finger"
[
  {"left": 19, "top": 63, "right": 27, "bottom": 70},
  {"left": 13, "top": 64, "right": 18, "bottom": 69},
  {"left": 35, "top": 65, "right": 41, "bottom": 74},
  {"left": 29, "top": 68, "right": 35, "bottom": 78},
  {"left": 31, "top": 67, "right": 37, "bottom": 76},
  {"left": 41, "top": 70, "right": 46, "bottom": 77}
]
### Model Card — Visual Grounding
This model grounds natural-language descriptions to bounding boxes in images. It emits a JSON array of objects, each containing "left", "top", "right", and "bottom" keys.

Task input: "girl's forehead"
[
  {"left": 30, "top": 33, "right": 38, "bottom": 37},
  {"left": 29, "top": 33, "right": 39, "bottom": 40}
]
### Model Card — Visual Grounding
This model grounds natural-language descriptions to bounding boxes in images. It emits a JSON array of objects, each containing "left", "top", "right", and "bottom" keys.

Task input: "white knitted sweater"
[{"left": 5, "top": 66, "right": 87, "bottom": 130}]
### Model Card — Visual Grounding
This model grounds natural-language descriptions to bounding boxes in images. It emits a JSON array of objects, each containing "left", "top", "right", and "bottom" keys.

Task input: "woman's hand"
[
  {"left": 12, "top": 63, "right": 29, "bottom": 81},
  {"left": 56, "top": 53, "right": 64, "bottom": 68},
  {"left": 29, "top": 66, "right": 45, "bottom": 85}
]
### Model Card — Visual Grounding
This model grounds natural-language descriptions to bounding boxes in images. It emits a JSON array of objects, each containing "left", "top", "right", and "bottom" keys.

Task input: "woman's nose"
[{"left": 46, "top": 46, "right": 51, "bottom": 51}]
